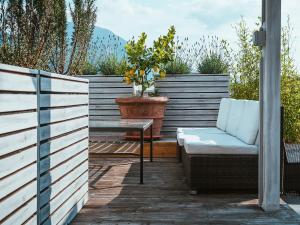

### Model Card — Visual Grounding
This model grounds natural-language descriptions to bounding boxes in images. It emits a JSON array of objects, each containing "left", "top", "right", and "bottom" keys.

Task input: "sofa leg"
[{"left": 177, "top": 141, "right": 182, "bottom": 163}]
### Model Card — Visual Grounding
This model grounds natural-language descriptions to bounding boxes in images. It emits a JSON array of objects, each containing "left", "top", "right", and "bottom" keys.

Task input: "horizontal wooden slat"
[
  {"left": 0, "top": 94, "right": 37, "bottom": 113},
  {"left": 40, "top": 94, "right": 88, "bottom": 108},
  {"left": 0, "top": 112, "right": 37, "bottom": 135},
  {"left": 79, "top": 75, "right": 123, "bottom": 82},
  {"left": 89, "top": 93, "right": 131, "bottom": 99},
  {"left": 41, "top": 183, "right": 88, "bottom": 225},
  {"left": 163, "top": 120, "right": 217, "bottom": 127},
  {"left": 89, "top": 104, "right": 119, "bottom": 110},
  {"left": 168, "top": 99, "right": 222, "bottom": 104},
  {"left": 90, "top": 116, "right": 121, "bottom": 121},
  {"left": 41, "top": 77, "right": 89, "bottom": 93},
  {"left": 40, "top": 150, "right": 88, "bottom": 191},
  {"left": 40, "top": 71, "right": 89, "bottom": 83},
  {"left": 40, "top": 128, "right": 88, "bottom": 158},
  {"left": 0, "top": 163, "right": 37, "bottom": 200},
  {"left": 90, "top": 82, "right": 129, "bottom": 88},
  {"left": 89, "top": 99, "right": 118, "bottom": 104},
  {"left": 40, "top": 105, "right": 88, "bottom": 125},
  {"left": 1, "top": 197, "right": 37, "bottom": 225},
  {"left": 0, "top": 128, "right": 36, "bottom": 157},
  {"left": 40, "top": 172, "right": 88, "bottom": 222},
  {"left": 161, "top": 93, "right": 229, "bottom": 98},
  {"left": 25, "top": 215, "right": 37, "bottom": 225},
  {"left": 166, "top": 104, "right": 219, "bottom": 110},
  {"left": 162, "top": 123, "right": 216, "bottom": 132},
  {"left": 40, "top": 116, "right": 88, "bottom": 141},
  {"left": 0, "top": 72, "right": 37, "bottom": 92},
  {"left": 0, "top": 146, "right": 37, "bottom": 179},
  {"left": 0, "top": 63, "right": 38, "bottom": 75},
  {"left": 165, "top": 109, "right": 218, "bottom": 116},
  {"left": 57, "top": 192, "right": 88, "bottom": 225},
  {"left": 89, "top": 87, "right": 132, "bottom": 94},
  {"left": 158, "top": 87, "right": 228, "bottom": 93},
  {"left": 89, "top": 109, "right": 218, "bottom": 116},
  {"left": 156, "top": 81, "right": 229, "bottom": 87},
  {"left": 159, "top": 75, "right": 229, "bottom": 82},
  {"left": 89, "top": 110, "right": 120, "bottom": 116},
  {"left": 164, "top": 115, "right": 218, "bottom": 121},
  {"left": 40, "top": 138, "right": 88, "bottom": 174},
  {"left": 40, "top": 161, "right": 88, "bottom": 207},
  {"left": 0, "top": 180, "right": 37, "bottom": 221}
]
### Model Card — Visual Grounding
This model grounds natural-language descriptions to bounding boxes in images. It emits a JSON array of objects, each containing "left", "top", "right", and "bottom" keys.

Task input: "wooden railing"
[
  {"left": 81, "top": 74, "right": 230, "bottom": 137},
  {"left": 0, "top": 64, "right": 89, "bottom": 225}
]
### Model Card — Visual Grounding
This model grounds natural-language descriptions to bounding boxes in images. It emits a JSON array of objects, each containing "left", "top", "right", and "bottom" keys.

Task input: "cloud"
[{"left": 95, "top": 0, "right": 300, "bottom": 68}]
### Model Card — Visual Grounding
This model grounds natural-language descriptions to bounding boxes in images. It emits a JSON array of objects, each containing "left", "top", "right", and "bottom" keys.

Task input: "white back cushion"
[
  {"left": 236, "top": 100, "right": 259, "bottom": 144},
  {"left": 226, "top": 99, "right": 245, "bottom": 137},
  {"left": 216, "top": 98, "right": 231, "bottom": 131}
]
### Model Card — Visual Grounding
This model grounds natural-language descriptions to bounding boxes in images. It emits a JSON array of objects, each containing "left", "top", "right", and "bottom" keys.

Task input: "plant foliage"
[
  {"left": 197, "top": 36, "right": 230, "bottom": 74},
  {"left": 98, "top": 55, "right": 127, "bottom": 75},
  {"left": 124, "top": 26, "right": 176, "bottom": 96},
  {"left": 0, "top": 0, "right": 96, "bottom": 75},
  {"left": 230, "top": 18, "right": 300, "bottom": 143}
]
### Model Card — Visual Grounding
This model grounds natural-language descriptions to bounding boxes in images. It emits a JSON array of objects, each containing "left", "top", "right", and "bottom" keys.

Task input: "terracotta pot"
[{"left": 115, "top": 96, "right": 169, "bottom": 140}]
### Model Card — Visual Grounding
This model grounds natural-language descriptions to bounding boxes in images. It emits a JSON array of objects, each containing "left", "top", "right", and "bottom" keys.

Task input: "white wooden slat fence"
[
  {"left": 81, "top": 74, "right": 230, "bottom": 137},
  {"left": 0, "top": 64, "right": 89, "bottom": 225}
]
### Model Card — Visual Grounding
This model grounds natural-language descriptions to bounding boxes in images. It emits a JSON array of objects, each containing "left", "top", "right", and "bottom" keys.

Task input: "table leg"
[
  {"left": 150, "top": 124, "right": 153, "bottom": 162},
  {"left": 140, "top": 130, "right": 144, "bottom": 184}
]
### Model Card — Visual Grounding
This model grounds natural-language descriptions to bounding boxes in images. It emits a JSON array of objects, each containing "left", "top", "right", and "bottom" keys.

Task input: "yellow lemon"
[
  {"left": 129, "top": 69, "right": 135, "bottom": 76},
  {"left": 160, "top": 71, "right": 166, "bottom": 78},
  {"left": 124, "top": 77, "right": 131, "bottom": 84},
  {"left": 140, "top": 70, "right": 145, "bottom": 76}
]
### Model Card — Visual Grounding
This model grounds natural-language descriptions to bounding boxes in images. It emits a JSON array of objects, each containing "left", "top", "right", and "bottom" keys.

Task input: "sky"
[{"left": 93, "top": 0, "right": 300, "bottom": 68}]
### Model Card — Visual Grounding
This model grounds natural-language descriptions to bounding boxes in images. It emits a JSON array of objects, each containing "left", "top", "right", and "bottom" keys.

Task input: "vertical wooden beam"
[
  {"left": 261, "top": 0, "right": 281, "bottom": 211},
  {"left": 258, "top": 0, "right": 266, "bottom": 207}
]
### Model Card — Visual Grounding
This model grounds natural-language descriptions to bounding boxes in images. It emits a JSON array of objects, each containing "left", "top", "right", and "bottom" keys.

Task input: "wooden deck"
[{"left": 72, "top": 155, "right": 300, "bottom": 224}]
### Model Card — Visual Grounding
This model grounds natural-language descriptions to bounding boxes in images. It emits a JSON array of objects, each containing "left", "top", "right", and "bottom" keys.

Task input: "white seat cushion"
[
  {"left": 183, "top": 133, "right": 258, "bottom": 155},
  {"left": 216, "top": 98, "right": 231, "bottom": 131},
  {"left": 236, "top": 100, "right": 259, "bottom": 144},
  {"left": 225, "top": 99, "right": 245, "bottom": 137},
  {"left": 177, "top": 127, "right": 225, "bottom": 146}
]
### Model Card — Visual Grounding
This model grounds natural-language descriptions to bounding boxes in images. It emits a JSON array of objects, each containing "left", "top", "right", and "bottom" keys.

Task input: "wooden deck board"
[{"left": 72, "top": 157, "right": 300, "bottom": 224}]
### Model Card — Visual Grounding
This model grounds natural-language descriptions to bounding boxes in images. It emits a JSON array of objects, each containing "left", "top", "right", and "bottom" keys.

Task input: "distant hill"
[{"left": 67, "top": 22, "right": 127, "bottom": 60}]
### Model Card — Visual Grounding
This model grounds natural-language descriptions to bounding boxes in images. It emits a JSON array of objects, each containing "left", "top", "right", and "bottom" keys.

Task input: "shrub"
[
  {"left": 197, "top": 36, "right": 230, "bottom": 74},
  {"left": 81, "top": 62, "right": 99, "bottom": 75},
  {"left": 98, "top": 55, "right": 127, "bottom": 75},
  {"left": 123, "top": 26, "right": 176, "bottom": 96},
  {"left": 230, "top": 18, "right": 300, "bottom": 143},
  {"left": 165, "top": 58, "right": 191, "bottom": 74},
  {"left": 198, "top": 53, "right": 229, "bottom": 74}
]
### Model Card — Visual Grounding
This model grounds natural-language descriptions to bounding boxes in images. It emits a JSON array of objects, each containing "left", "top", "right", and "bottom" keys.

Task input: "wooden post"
[{"left": 260, "top": 0, "right": 281, "bottom": 211}]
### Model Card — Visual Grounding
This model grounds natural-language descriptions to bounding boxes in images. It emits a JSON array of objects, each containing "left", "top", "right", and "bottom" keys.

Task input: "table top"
[{"left": 89, "top": 119, "right": 153, "bottom": 132}]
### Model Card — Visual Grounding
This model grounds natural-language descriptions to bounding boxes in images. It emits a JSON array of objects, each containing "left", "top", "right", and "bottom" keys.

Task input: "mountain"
[{"left": 67, "top": 22, "right": 127, "bottom": 60}]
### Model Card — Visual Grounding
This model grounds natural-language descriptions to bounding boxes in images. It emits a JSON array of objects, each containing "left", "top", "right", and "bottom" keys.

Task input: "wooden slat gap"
[
  {"left": 40, "top": 148, "right": 88, "bottom": 176},
  {"left": 0, "top": 143, "right": 37, "bottom": 160},
  {"left": 0, "top": 195, "right": 37, "bottom": 224},
  {"left": 39, "top": 115, "right": 88, "bottom": 127},
  {"left": 40, "top": 137, "right": 88, "bottom": 160},
  {"left": 40, "top": 127, "right": 88, "bottom": 145},
  {"left": 40, "top": 169, "right": 88, "bottom": 208},
  {"left": 0, "top": 177, "right": 36, "bottom": 202},
  {"left": 40, "top": 182, "right": 88, "bottom": 224},
  {"left": 40, "top": 104, "right": 88, "bottom": 111}
]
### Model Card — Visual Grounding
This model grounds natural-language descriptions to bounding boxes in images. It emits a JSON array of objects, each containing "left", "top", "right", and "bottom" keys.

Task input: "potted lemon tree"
[{"left": 115, "top": 26, "right": 176, "bottom": 139}]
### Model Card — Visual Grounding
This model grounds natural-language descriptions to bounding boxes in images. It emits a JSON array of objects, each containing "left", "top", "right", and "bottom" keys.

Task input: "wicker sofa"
[{"left": 177, "top": 98, "right": 259, "bottom": 193}]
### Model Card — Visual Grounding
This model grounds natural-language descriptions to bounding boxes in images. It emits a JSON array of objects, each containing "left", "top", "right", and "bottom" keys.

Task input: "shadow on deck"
[{"left": 72, "top": 155, "right": 300, "bottom": 224}]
